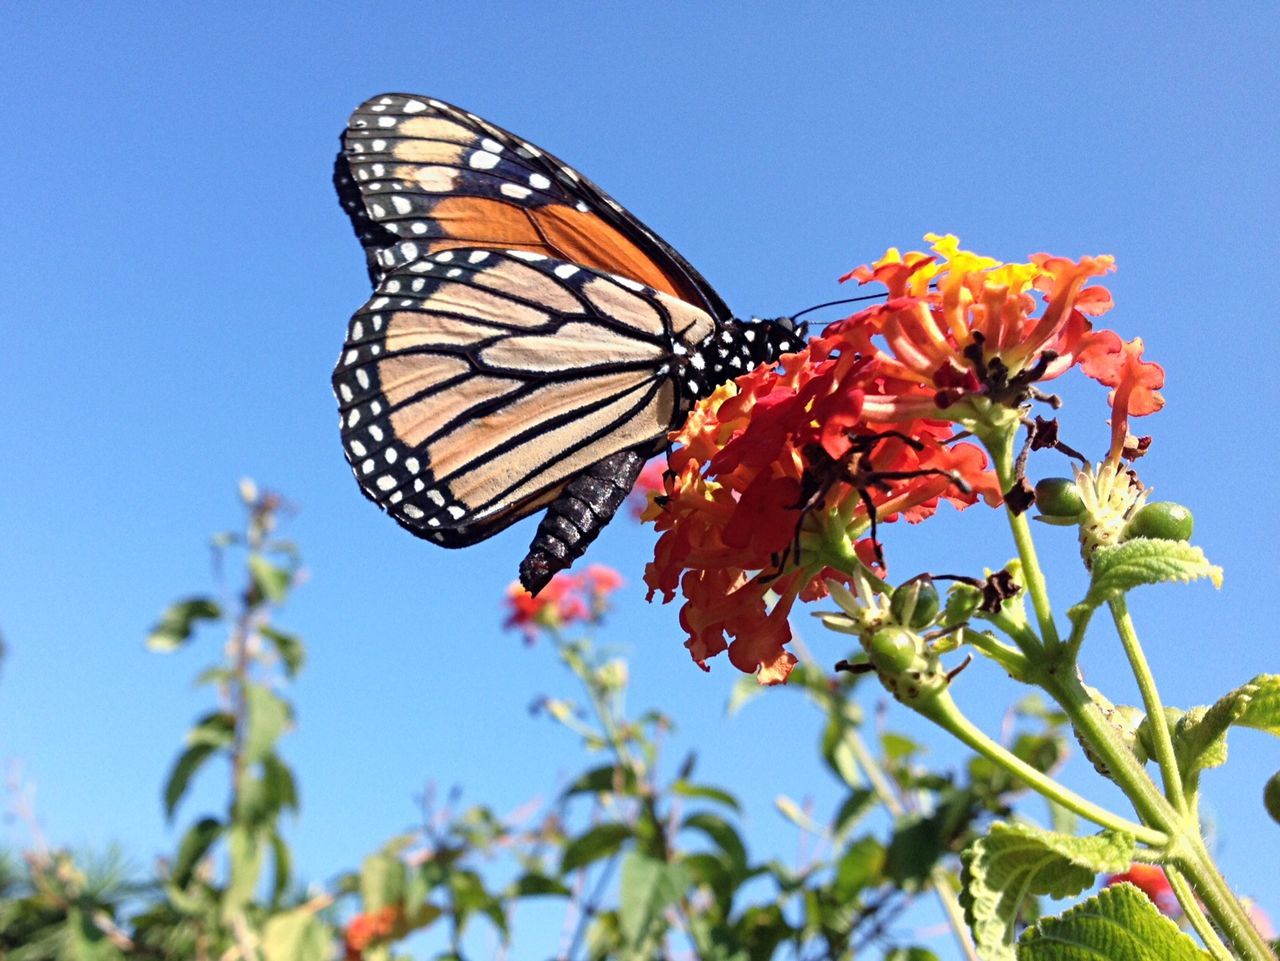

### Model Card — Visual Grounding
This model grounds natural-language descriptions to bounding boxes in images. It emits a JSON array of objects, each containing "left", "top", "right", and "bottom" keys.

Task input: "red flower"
[
  {"left": 644, "top": 323, "right": 998, "bottom": 684},
  {"left": 832, "top": 234, "right": 1128, "bottom": 418},
  {"left": 1105, "top": 864, "right": 1179, "bottom": 917},
  {"left": 344, "top": 905, "right": 403, "bottom": 959},
  {"left": 503, "top": 566, "right": 624, "bottom": 641}
]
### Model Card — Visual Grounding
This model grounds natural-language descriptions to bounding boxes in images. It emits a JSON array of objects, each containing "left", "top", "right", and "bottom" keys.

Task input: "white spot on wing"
[{"left": 469, "top": 150, "right": 500, "bottom": 170}]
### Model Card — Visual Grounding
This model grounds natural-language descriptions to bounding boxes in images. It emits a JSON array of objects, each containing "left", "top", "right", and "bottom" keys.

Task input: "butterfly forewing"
[
  {"left": 334, "top": 93, "right": 731, "bottom": 320},
  {"left": 332, "top": 247, "right": 715, "bottom": 546}
]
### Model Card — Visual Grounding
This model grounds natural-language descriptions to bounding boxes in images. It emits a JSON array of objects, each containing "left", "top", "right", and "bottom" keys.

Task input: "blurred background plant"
[{"left": 0, "top": 483, "right": 1084, "bottom": 959}]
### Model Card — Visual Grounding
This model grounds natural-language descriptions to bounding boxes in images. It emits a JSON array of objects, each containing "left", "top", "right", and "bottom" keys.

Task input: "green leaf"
[
  {"left": 1176, "top": 675, "right": 1280, "bottom": 780},
  {"left": 188, "top": 710, "right": 236, "bottom": 747},
  {"left": 682, "top": 813, "right": 747, "bottom": 875},
  {"left": 1075, "top": 538, "right": 1222, "bottom": 618},
  {"left": 885, "top": 950, "right": 940, "bottom": 961},
  {"left": 261, "top": 625, "right": 305, "bottom": 677},
  {"left": 560, "top": 822, "right": 632, "bottom": 873},
  {"left": 244, "top": 684, "right": 290, "bottom": 766},
  {"left": 172, "top": 817, "right": 222, "bottom": 886},
  {"left": 832, "top": 788, "right": 877, "bottom": 838},
  {"left": 225, "top": 824, "right": 263, "bottom": 910},
  {"left": 833, "top": 835, "right": 885, "bottom": 899},
  {"left": 263, "top": 753, "right": 300, "bottom": 814},
  {"left": 726, "top": 676, "right": 764, "bottom": 716},
  {"left": 249, "top": 554, "right": 292, "bottom": 604},
  {"left": 163, "top": 743, "right": 217, "bottom": 820},
  {"left": 361, "top": 850, "right": 406, "bottom": 912},
  {"left": 146, "top": 597, "right": 221, "bottom": 651},
  {"left": 618, "top": 852, "right": 688, "bottom": 950},
  {"left": 960, "top": 822, "right": 1135, "bottom": 961},
  {"left": 820, "top": 706, "right": 864, "bottom": 789},
  {"left": 511, "top": 872, "right": 572, "bottom": 898},
  {"left": 268, "top": 829, "right": 291, "bottom": 905},
  {"left": 670, "top": 780, "right": 741, "bottom": 813},
  {"left": 1019, "top": 883, "right": 1211, "bottom": 961},
  {"left": 563, "top": 764, "right": 638, "bottom": 797},
  {"left": 262, "top": 906, "right": 331, "bottom": 961},
  {"left": 66, "top": 904, "right": 127, "bottom": 961},
  {"left": 774, "top": 795, "right": 821, "bottom": 834}
]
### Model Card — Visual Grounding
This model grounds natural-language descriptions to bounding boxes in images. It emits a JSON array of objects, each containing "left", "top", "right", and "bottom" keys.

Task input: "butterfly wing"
[
  {"left": 334, "top": 92, "right": 731, "bottom": 321},
  {"left": 331, "top": 246, "right": 716, "bottom": 551}
]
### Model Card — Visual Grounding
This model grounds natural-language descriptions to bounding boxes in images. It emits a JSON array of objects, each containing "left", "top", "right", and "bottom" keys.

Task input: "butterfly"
[{"left": 332, "top": 93, "right": 804, "bottom": 594}]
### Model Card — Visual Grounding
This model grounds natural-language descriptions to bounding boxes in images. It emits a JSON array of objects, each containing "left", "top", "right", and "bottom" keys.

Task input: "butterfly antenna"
[{"left": 791, "top": 292, "right": 888, "bottom": 324}]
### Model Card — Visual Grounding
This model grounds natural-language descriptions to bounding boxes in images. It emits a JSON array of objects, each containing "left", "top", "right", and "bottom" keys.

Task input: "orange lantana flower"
[{"left": 503, "top": 565, "right": 623, "bottom": 641}]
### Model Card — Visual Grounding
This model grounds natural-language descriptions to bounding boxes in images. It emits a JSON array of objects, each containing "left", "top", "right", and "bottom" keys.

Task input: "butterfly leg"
[{"left": 519, "top": 449, "right": 647, "bottom": 595}]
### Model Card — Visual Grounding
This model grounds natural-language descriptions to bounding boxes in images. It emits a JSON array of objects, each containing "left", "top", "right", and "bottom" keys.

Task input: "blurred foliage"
[{"left": 0, "top": 485, "right": 1069, "bottom": 958}]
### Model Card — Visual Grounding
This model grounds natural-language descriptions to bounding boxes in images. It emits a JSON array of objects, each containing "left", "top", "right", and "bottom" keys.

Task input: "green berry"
[
  {"left": 1127, "top": 501, "right": 1194, "bottom": 542},
  {"left": 890, "top": 578, "right": 941, "bottom": 629},
  {"left": 1034, "top": 477, "right": 1085, "bottom": 517},
  {"left": 866, "top": 626, "right": 918, "bottom": 674},
  {"left": 1265, "top": 772, "right": 1280, "bottom": 825}
]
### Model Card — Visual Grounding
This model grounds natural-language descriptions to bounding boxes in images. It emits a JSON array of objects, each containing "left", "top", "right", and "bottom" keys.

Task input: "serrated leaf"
[
  {"left": 561, "top": 822, "right": 632, "bottom": 873},
  {"left": 249, "top": 554, "right": 292, "bottom": 604},
  {"left": 260, "top": 625, "right": 305, "bottom": 677},
  {"left": 163, "top": 743, "right": 217, "bottom": 820},
  {"left": 960, "top": 822, "right": 1135, "bottom": 961},
  {"left": 1078, "top": 539, "right": 1222, "bottom": 615},
  {"left": 670, "top": 780, "right": 741, "bottom": 812},
  {"left": 146, "top": 597, "right": 221, "bottom": 651},
  {"left": 619, "top": 852, "right": 687, "bottom": 950},
  {"left": 244, "top": 684, "right": 289, "bottom": 766},
  {"left": 1019, "top": 883, "right": 1211, "bottom": 961},
  {"left": 1176, "top": 675, "right": 1280, "bottom": 781},
  {"left": 262, "top": 906, "right": 331, "bottom": 961},
  {"left": 172, "top": 817, "right": 222, "bottom": 886}
]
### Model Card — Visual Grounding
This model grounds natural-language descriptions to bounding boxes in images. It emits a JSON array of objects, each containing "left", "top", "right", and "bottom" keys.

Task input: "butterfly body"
[{"left": 333, "top": 94, "right": 801, "bottom": 593}]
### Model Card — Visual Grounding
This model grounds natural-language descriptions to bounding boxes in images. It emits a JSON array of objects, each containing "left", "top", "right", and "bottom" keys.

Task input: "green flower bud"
[
  {"left": 1264, "top": 771, "right": 1280, "bottom": 825},
  {"left": 866, "top": 626, "right": 918, "bottom": 675},
  {"left": 890, "top": 577, "right": 941, "bottom": 629},
  {"left": 1126, "top": 501, "right": 1194, "bottom": 542},
  {"left": 1035, "top": 477, "right": 1085, "bottom": 518}
]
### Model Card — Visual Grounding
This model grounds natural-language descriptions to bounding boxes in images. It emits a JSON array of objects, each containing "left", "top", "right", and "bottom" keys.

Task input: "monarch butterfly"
[{"left": 332, "top": 93, "right": 805, "bottom": 594}]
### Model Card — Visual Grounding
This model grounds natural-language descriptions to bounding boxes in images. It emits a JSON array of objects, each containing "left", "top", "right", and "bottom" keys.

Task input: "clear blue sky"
[{"left": 3, "top": 3, "right": 1277, "bottom": 956}]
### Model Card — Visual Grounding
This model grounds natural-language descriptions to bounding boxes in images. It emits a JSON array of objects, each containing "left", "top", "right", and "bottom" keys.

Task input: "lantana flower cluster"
[
  {"left": 643, "top": 234, "right": 1163, "bottom": 684},
  {"left": 504, "top": 564, "right": 624, "bottom": 641}
]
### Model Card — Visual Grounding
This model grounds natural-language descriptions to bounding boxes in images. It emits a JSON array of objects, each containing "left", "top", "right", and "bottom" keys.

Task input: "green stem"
[
  {"left": 1043, "top": 670, "right": 1174, "bottom": 834},
  {"left": 917, "top": 690, "right": 1166, "bottom": 847},
  {"left": 1178, "top": 839, "right": 1277, "bottom": 961},
  {"left": 1108, "top": 597, "right": 1187, "bottom": 813},
  {"left": 843, "top": 729, "right": 980, "bottom": 961},
  {"left": 1165, "top": 864, "right": 1233, "bottom": 961},
  {"left": 987, "top": 432, "right": 1058, "bottom": 649}
]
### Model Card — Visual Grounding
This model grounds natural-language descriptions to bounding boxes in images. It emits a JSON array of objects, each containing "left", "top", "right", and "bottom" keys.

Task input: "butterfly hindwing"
[{"left": 331, "top": 246, "right": 716, "bottom": 550}]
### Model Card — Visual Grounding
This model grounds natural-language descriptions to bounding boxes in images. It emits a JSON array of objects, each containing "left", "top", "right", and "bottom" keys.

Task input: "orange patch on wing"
[{"left": 425, "top": 197, "right": 701, "bottom": 304}]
